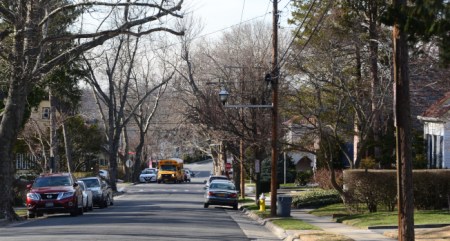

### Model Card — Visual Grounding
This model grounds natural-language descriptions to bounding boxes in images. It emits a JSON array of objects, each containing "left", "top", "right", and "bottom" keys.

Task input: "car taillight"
[
  {"left": 229, "top": 193, "right": 237, "bottom": 198},
  {"left": 208, "top": 191, "right": 215, "bottom": 196}
]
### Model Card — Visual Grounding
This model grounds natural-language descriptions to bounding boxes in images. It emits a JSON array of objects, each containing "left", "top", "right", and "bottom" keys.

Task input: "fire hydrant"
[{"left": 259, "top": 193, "right": 266, "bottom": 212}]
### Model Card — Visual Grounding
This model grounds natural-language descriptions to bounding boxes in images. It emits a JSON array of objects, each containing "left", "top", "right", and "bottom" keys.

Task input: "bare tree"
[
  {"left": 130, "top": 81, "right": 167, "bottom": 183},
  {"left": 83, "top": 34, "right": 176, "bottom": 191},
  {"left": 0, "top": 0, "right": 184, "bottom": 221}
]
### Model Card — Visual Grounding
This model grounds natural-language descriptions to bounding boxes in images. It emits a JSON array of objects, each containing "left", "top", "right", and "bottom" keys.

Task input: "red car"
[{"left": 26, "top": 173, "right": 84, "bottom": 218}]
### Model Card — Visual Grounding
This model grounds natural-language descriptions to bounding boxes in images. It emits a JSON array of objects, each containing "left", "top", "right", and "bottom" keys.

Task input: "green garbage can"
[{"left": 276, "top": 195, "right": 292, "bottom": 217}]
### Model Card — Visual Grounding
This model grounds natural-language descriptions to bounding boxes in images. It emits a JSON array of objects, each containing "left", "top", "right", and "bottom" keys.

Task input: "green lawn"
[
  {"left": 14, "top": 208, "right": 27, "bottom": 217},
  {"left": 271, "top": 218, "right": 321, "bottom": 230},
  {"left": 238, "top": 198, "right": 255, "bottom": 203},
  {"left": 310, "top": 203, "right": 450, "bottom": 228}
]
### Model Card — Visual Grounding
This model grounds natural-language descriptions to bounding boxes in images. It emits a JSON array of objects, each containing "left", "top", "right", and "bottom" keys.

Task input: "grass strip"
[
  {"left": 310, "top": 203, "right": 450, "bottom": 228},
  {"left": 271, "top": 218, "right": 321, "bottom": 230}
]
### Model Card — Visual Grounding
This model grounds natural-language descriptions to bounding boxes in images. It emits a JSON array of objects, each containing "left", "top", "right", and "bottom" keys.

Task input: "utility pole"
[
  {"left": 240, "top": 139, "right": 245, "bottom": 199},
  {"left": 270, "top": 0, "right": 279, "bottom": 217},
  {"left": 392, "top": 0, "right": 415, "bottom": 240}
]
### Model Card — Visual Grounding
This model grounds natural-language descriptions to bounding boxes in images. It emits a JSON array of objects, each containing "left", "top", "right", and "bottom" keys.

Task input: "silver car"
[
  {"left": 139, "top": 168, "right": 157, "bottom": 183},
  {"left": 204, "top": 180, "right": 238, "bottom": 210},
  {"left": 77, "top": 180, "right": 93, "bottom": 212}
]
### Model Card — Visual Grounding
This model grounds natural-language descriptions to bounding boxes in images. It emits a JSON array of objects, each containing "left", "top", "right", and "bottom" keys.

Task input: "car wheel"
[
  {"left": 70, "top": 210, "right": 78, "bottom": 216},
  {"left": 36, "top": 212, "right": 43, "bottom": 217},
  {"left": 103, "top": 197, "right": 109, "bottom": 208},
  {"left": 27, "top": 211, "right": 35, "bottom": 219},
  {"left": 78, "top": 205, "right": 84, "bottom": 215},
  {"left": 99, "top": 197, "right": 107, "bottom": 208},
  {"left": 109, "top": 195, "right": 114, "bottom": 206},
  {"left": 232, "top": 204, "right": 238, "bottom": 210},
  {"left": 203, "top": 203, "right": 209, "bottom": 208}
]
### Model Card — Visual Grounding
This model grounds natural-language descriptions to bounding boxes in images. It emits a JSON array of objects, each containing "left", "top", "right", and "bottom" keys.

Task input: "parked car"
[
  {"left": 204, "top": 180, "right": 238, "bottom": 210},
  {"left": 184, "top": 169, "right": 191, "bottom": 182},
  {"left": 79, "top": 177, "right": 113, "bottom": 208},
  {"left": 139, "top": 168, "right": 157, "bottom": 183},
  {"left": 77, "top": 180, "right": 93, "bottom": 212},
  {"left": 98, "top": 169, "right": 109, "bottom": 180},
  {"left": 204, "top": 175, "right": 230, "bottom": 189},
  {"left": 26, "top": 173, "right": 84, "bottom": 218},
  {"left": 185, "top": 168, "right": 195, "bottom": 177}
]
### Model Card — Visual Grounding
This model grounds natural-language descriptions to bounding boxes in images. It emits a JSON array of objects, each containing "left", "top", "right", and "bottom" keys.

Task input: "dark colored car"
[
  {"left": 204, "top": 180, "right": 238, "bottom": 210},
  {"left": 26, "top": 173, "right": 84, "bottom": 218},
  {"left": 79, "top": 177, "right": 113, "bottom": 208}
]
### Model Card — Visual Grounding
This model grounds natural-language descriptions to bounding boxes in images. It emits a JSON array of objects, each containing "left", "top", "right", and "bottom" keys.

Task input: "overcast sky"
[{"left": 183, "top": 0, "right": 293, "bottom": 38}]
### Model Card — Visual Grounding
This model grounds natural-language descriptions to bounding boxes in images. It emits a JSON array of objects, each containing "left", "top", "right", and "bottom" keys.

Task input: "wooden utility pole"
[
  {"left": 392, "top": 0, "right": 415, "bottom": 240},
  {"left": 270, "top": 0, "right": 279, "bottom": 217},
  {"left": 240, "top": 139, "right": 245, "bottom": 198}
]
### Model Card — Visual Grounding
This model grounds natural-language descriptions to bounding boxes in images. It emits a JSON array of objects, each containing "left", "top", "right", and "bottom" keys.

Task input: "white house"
[
  {"left": 283, "top": 116, "right": 318, "bottom": 172},
  {"left": 417, "top": 91, "right": 450, "bottom": 169}
]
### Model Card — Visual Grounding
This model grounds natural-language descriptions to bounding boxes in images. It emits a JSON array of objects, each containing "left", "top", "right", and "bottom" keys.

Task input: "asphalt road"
[{"left": 0, "top": 161, "right": 279, "bottom": 241}]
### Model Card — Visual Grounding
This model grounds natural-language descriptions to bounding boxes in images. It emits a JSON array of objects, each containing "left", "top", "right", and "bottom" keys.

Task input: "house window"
[
  {"left": 427, "top": 134, "right": 444, "bottom": 168},
  {"left": 42, "top": 107, "right": 50, "bottom": 119}
]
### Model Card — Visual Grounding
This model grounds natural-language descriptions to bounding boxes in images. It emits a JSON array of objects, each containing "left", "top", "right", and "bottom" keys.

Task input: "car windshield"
[
  {"left": 142, "top": 169, "right": 155, "bottom": 174},
  {"left": 160, "top": 165, "right": 176, "bottom": 171},
  {"left": 33, "top": 176, "right": 71, "bottom": 187},
  {"left": 209, "top": 183, "right": 235, "bottom": 190},
  {"left": 81, "top": 179, "right": 100, "bottom": 188}
]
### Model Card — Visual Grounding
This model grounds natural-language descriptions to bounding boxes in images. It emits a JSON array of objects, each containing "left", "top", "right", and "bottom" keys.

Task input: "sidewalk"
[
  {"left": 241, "top": 190, "right": 449, "bottom": 241},
  {"left": 286, "top": 209, "right": 396, "bottom": 241},
  {"left": 240, "top": 192, "right": 396, "bottom": 241}
]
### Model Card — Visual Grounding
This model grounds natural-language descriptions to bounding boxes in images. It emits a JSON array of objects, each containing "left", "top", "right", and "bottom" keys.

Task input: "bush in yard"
[
  {"left": 314, "top": 168, "right": 343, "bottom": 189},
  {"left": 295, "top": 170, "right": 313, "bottom": 186},
  {"left": 292, "top": 189, "right": 342, "bottom": 208},
  {"left": 413, "top": 170, "right": 450, "bottom": 210},
  {"left": 344, "top": 170, "right": 397, "bottom": 212},
  {"left": 344, "top": 169, "right": 450, "bottom": 212}
]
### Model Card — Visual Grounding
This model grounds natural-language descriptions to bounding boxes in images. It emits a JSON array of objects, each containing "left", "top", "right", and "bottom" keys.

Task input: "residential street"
[{"left": 0, "top": 162, "right": 279, "bottom": 241}]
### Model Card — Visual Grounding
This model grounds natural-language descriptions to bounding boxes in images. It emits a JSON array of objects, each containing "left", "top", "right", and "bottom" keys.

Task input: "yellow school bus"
[{"left": 157, "top": 158, "right": 184, "bottom": 183}]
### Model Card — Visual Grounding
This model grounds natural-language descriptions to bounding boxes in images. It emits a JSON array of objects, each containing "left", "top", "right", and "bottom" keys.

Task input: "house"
[
  {"left": 283, "top": 116, "right": 318, "bottom": 172},
  {"left": 417, "top": 91, "right": 450, "bottom": 169}
]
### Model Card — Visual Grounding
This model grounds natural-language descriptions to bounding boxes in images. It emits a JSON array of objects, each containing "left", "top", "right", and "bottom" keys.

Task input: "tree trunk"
[
  {"left": 392, "top": 0, "right": 415, "bottom": 239},
  {"left": 0, "top": 77, "right": 30, "bottom": 221},
  {"left": 369, "top": 0, "right": 381, "bottom": 161},
  {"left": 49, "top": 90, "right": 59, "bottom": 173},
  {"left": 62, "top": 122, "right": 74, "bottom": 172},
  {"left": 132, "top": 133, "right": 146, "bottom": 183}
]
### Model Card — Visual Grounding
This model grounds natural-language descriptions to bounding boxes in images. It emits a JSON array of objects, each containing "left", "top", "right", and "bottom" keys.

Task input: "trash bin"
[{"left": 276, "top": 195, "right": 292, "bottom": 217}]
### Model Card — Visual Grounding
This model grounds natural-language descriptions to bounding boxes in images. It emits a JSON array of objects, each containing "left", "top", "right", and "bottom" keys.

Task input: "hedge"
[
  {"left": 292, "top": 189, "right": 342, "bottom": 208},
  {"left": 343, "top": 169, "right": 450, "bottom": 212}
]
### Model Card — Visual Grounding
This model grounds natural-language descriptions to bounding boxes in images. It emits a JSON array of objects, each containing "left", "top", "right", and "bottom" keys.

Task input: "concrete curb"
[
  {"left": 368, "top": 223, "right": 450, "bottom": 229},
  {"left": 241, "top": 207, "right": 288, "bottom": 240}
]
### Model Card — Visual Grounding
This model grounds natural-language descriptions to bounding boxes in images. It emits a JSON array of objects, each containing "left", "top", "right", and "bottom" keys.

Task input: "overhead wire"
[
  {"left": 277, "top": 0, "right": 318, "bottom": 69},
  {"left": 278, "top": 0, "right": 334, "bottom": 70}
]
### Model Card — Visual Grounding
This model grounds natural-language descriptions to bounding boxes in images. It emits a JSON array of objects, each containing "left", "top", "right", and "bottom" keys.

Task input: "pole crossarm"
[{"left": 224, "top": 104, "right": 273, "bottom": 108}]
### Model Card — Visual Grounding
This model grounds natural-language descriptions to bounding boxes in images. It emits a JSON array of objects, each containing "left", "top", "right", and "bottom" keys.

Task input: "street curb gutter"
[{"left": 241, "top": 207, "right": 288, "bottom": 240}]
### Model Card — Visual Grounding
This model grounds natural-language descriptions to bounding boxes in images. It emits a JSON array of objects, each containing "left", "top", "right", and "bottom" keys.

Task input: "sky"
[{"left": 182, "top": 0, "right": 293, "bottom": 38}]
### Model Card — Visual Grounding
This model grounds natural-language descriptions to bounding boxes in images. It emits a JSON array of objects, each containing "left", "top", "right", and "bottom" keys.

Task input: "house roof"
[{"left": 419, "top": 91, "right": 450, "bottom": 120}]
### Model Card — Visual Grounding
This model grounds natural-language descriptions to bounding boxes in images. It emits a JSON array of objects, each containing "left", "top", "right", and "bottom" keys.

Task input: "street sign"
[
  {"left": 126, "top": 159, "right": 134, "bottom": 168},
  {"left": 255, "top": 159, "right": 260, "bottom": 173},
  {"left": 226, "top": 163, "right": 232, "bottom": 170}
]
